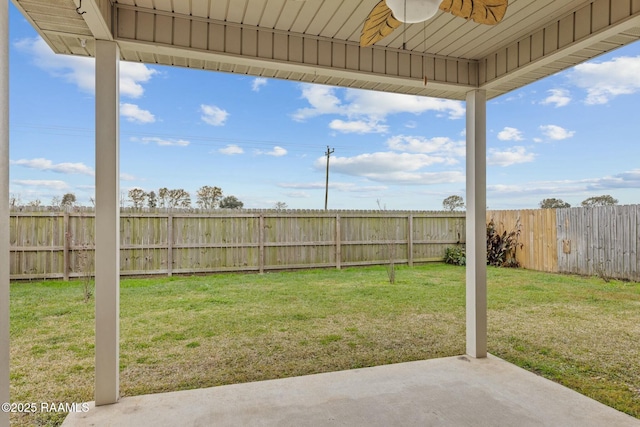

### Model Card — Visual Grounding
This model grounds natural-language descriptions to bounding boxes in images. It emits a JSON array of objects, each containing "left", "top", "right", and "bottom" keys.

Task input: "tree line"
[
  {"left": 127, "top": 186, "right": 243, "bottom": 209},
  {"left": 441, "top": 194, "right": 620, "bottom": 211},
  {"left": 538, "top": 195, "right": 618, "bottom": 208},
  {"left": 9, "top": 186, "right": 245, "bottom": 210}
]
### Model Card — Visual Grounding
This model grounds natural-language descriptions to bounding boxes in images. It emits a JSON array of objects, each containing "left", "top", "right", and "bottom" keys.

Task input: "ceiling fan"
[{"left": 360, "top": 0, "right": 509, "bottom": 47}]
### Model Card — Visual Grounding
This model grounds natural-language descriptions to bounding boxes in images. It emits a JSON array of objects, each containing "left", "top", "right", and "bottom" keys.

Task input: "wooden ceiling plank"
[
  {"left": 259, "top": 0, "right": 287, "bottom": 28},
  {"left": 153, "top": 0, "right": 172, "bottom": 12},
  {"left": 172, "top": 0, "right": 191, "bottom": 15},
  {"left": 301, "top": 0, "right": 347, "bottom": 35},
  {"left": 243, "top": 0, "right": 267, "bottom": 26},
  {"left": 190, "top": 0, "right": 211, "bottom": 18},
  {"left": 208, "top": 0, "right": 229, "bottom": 21},
  {"left": 273, "top": 0, "right": 303, "bottom": 31}
]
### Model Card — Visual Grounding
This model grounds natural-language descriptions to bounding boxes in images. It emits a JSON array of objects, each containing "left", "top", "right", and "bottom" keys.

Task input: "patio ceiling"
[{"left": 11, "top": 0, "right": 640, "bottom": 100}]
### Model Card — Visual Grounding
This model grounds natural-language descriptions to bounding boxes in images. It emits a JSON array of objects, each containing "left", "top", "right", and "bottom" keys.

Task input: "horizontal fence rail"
[
  {"left": 9, "top": 206, "right": 639, "bottom": 282},
  {"left": 8, "top": 208, "right": 465, "bottom": 280}
]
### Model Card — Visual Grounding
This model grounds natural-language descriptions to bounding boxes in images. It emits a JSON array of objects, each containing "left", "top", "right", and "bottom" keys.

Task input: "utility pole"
[{"left": 324, "top": 146, "right": 334, "bottom": 210}]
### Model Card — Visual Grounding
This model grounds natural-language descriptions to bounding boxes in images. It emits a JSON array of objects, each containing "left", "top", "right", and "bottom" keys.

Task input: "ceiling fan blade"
[
  {"left": 360, "top": 0, "right": 402, "bottom": 47},
  {"left": 439, "top": 0, "right": 508, "bottom": 25}
]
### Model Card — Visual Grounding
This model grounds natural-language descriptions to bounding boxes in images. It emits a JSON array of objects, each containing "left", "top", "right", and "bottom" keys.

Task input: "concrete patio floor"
[{"left": 63, "top": 354, "right": 640, "bottom": 427}]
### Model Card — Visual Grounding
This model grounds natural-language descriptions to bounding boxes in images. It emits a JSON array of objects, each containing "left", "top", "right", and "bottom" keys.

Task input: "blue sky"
[{"left": 7, "top": 4, "right": 640, "bottom": 210}]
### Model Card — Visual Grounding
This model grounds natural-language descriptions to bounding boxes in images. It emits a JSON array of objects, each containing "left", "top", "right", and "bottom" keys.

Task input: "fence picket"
[{"left": 8, "top": 206, "right": 640, "bottom": 281}]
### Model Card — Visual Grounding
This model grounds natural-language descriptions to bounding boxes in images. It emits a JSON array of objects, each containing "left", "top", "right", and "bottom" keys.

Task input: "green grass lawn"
[{"left": 9, "top": 263, "right": 640, "bottom": 426}]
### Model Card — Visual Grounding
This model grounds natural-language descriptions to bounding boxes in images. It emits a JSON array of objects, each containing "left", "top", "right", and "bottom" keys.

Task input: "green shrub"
[
  {"left": 486, "top": 218, "right": 522, "bottom": 268},
  {"left": 444, "top": 219, "right": 523, "bottom": 268},
  {"left": 444, "top": 246, "right": 466, "bottom": 266}
]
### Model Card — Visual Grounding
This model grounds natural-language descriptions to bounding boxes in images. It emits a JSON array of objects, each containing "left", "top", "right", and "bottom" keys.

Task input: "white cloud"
[
  {"left": 120, "top": 63, "right": 158, "bottom": 98},
  {"left": 14, "top": 37, "right": 157, "bottom": 98},
  {"left": 488, "top": 169, "right": 640, "bottom": 197},
  {"left": 120, "top": 103, "right": 155, "bottom": 124},
  {"left": 278, "top": 182, "right": 388, "bottom": 193},
  {"left": 137, "top": 137, "right": 190, "bottom": 147},
  {"left": 497, "top": 127, "right": 524, "bottom": 141},
  {"left": 386, "top": 135, "right": 465, "bottom": 163},
  {"left": 488, "top": 147, "right": 536, "bottom": 166},
  {"left": 219, "top": 144, "right": 244, "bottom": 155},
  {"left": 200, "top": 104, "right": 229, "bottom": 126},
  {"left": 12, "top": 179, "right": 70, "bottom": 191},
  {"left": 329, "top": 119, "right": 388, "bottom": 134},
  {"left": 570, "top": 56, "right": 640, "bottom": 104},
  {"left": 343, "top": 89, "right": 465, "bottom": 119},
  {"left": 327, "top": 152, "right": 445, "bottom": 173},
  {"left": 581, "top": 169, "right": 640, "bottom": 191},
  {"left": 292, "top": 84, "right": 465, "bottom": 124},
  {"left": 285, "top": 191, "right": 311, "bottom": 198},
  {"left": 256, "top": 146, "right": 287, "bottom": 157},
  {"left": 11, "top": 158, "right": 94, "bottom": 175},
  {"left": 292, "top": 85, "right": 344, "bottom": 121},
  {"left": 540, "top": 89, "right": 571, "bottom": 107},
  {"left": 364, "top": 170, "right": 465, "bottom": 185},
  {"left": 312, "top": 151, "right": 464, "bottom": 185},
  {"left": 539, "top": 125, "right": 575, "bottom": 141},
  {"left": 252, "top": 77, "right": 268, "bottom": 92},
  {"left": 120, "top": 173, "right": 137, "bottom": 181}
]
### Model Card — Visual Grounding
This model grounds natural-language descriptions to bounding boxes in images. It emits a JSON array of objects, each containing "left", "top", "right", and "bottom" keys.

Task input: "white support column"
[
  {"left": 95, "top": 40, "right": 120, "bottom": 406},
  {"left": 1, "top": 1, "right": 10, "bottom": 425},
  {"left": 465, "top": 89, "right": 487, "bottom": 359}
]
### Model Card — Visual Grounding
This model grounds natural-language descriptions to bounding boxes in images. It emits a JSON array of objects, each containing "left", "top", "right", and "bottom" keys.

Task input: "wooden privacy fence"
[
  {"left": 489, "top": 205, "right": 640, "bottom": 282},
  {"left": 556, "top": 205, "right": 639, "bottom": 282},
  {"left": 10, "top": 206, "right": 639, "bottom": 281},
  {"left": 487, "top": 209, "right": 558, "bottom": 273},
  {"left": 8, "top": 209, "right": 465, "bottom": 280}
]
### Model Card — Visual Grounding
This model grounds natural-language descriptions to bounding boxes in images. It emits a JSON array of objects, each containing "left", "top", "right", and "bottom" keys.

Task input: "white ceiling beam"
[
  {"left": 74, "top": 0, "right": 113, "bottom": 40},
  {"left": 113, "top": 5, "right": 478, "bottom": 99}
]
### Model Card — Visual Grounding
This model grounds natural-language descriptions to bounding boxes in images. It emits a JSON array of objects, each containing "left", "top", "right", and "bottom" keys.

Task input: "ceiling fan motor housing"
[{"left": 386, "top": 0, "right": 441, "bottom": 23}]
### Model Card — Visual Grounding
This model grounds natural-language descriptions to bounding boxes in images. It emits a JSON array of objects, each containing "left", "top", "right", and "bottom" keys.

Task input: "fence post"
[
  {"left": 63, "top": 212, "right": 70, "bottom": 281},
  {"left": 336, "top": 214, "right": 341, "bottom": 269},
  {"left": 408, "top": 214, "right": 413, "bottom": 267},
  {"left": 259, "top": 214, "right": 265, "bottom": 273},
  {"left": 167, "top": 213, "right": 173, "bottom": 277}
]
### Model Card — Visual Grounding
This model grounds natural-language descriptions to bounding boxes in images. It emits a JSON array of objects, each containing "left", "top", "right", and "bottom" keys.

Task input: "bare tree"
[
  {"left": 9, "top": 193, "right": 22, "bottom": 208},
  {"left": 128, "top": 188, "right": 147, "bottom": 208},
  {"left": 147, "top": 191, "right": 157, "bottom": 208},
  {"left": 196, "top": 185, "right": 223, "bottom": 209},
  {"left": 168, "top": 189, "right": 191, "bottom": 208},
  {"left": 273, "top": 201, "right": 288, "bottom": 210},
  {"left": 51, "top": 195, "right": 61, "bottom": 209},
  {"left": 442, "top": 195, "right": 464, "bottom": 211},
  {"left": 158, "top": 187, "right": 170, "bottom": 208}
]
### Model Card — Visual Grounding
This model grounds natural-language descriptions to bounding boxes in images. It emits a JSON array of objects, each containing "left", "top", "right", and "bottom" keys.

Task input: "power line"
[{"left": 10, "top": 123, "right": 358, "bottom": 154}]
